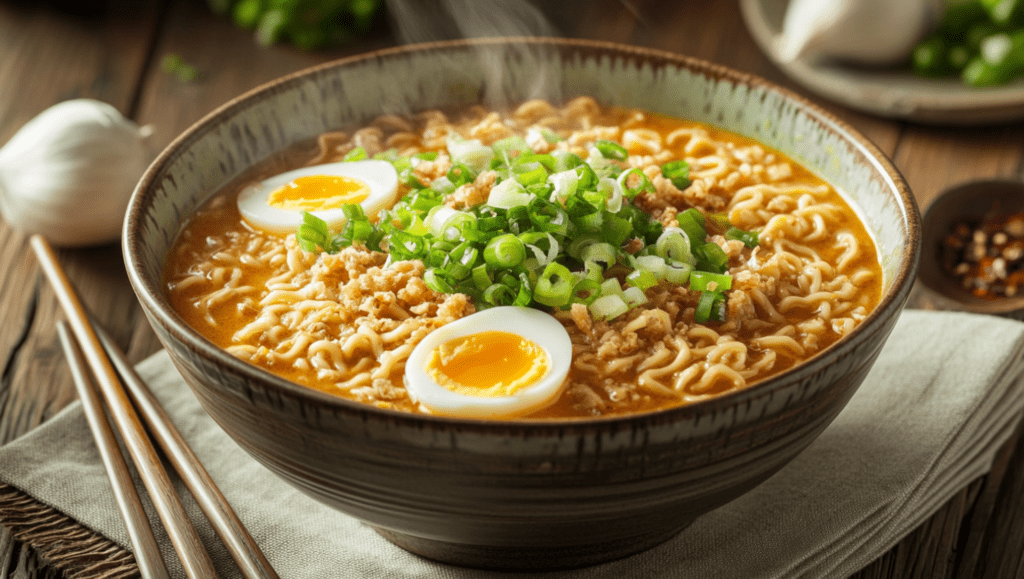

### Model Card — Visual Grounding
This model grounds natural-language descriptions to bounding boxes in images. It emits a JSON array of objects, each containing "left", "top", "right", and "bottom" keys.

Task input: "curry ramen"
[{"left": 164, "top": 98, "right": 881, "bottom": 419}]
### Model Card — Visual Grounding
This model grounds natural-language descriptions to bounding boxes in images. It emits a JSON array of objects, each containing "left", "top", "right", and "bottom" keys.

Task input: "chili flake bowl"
[{"left": 918, "top": 179, "right": 1024, "bottom": 319}]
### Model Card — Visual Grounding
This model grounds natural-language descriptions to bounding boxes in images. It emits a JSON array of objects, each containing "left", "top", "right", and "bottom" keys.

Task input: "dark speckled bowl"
[{"left": 124, "top": 38, "right": 920, "bottom": 570}]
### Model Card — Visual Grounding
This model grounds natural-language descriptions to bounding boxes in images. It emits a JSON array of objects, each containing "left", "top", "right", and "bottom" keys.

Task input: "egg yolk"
[
  {"left": 425, "top": 331, "right": 550, "bottom": 397},
  {"left": 267, "top": 175, "right": 370, "bottom": 211}
]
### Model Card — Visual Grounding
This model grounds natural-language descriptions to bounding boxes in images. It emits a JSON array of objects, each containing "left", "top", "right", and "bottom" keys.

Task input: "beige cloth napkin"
[{"left": 2, "top": 309, "right": 1024, "bottom": 579}]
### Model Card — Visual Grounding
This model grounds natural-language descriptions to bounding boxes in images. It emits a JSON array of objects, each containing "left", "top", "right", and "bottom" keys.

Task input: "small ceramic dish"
[
  {"left": 918, "top": 179, "right": 1024, "bottom": 318},
  {"left": 740, "top": 0, "right": 1024, "bottom": 124},
  {"left": 123, "top": 38, "right": 920, "bottom": 570}
]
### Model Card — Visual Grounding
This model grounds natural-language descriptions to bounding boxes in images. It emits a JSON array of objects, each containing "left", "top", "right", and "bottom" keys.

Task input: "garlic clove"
[
  {"left": 779, "top": 0, "right": 946, "bottom": 66},
  {"left": 0, "top": 99, "right": 153, "bottom": 247}
]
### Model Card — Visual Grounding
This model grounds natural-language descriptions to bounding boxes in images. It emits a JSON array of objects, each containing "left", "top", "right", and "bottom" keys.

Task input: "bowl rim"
[{"left": 124, "top": 36, "right": 921, "bottom": 433}]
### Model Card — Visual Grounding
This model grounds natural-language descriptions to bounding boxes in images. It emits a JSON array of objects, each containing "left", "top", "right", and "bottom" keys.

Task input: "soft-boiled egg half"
[
  {"left": 236, "top": 160, "right": 399, "bottom": 235},
  {"left": 404, "top": 307, "right": 572, "bottom": 420}
]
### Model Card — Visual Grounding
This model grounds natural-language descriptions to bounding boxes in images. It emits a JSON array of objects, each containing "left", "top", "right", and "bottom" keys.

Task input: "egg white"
[
  {"left": 236, "top": 160, "right": 399, "bottom": 235},
  {"left": 404, "top": 306, "right": 572, "bottom": 419}
]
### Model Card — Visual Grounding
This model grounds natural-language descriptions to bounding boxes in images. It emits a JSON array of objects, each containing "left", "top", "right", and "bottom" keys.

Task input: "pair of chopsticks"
[{"left": 30, "top": 235, "right": 279, "bottom": 579}]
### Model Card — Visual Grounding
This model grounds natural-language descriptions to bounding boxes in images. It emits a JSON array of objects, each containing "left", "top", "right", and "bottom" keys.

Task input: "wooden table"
[{"left": 2, "top": 0, "right": 1024, "bottom": 577}]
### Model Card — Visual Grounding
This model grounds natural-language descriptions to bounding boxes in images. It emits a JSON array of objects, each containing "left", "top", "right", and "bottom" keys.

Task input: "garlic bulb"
[
  {"left": 779, "top": 0, "right": 945, "bottom": 66},
  {"left": 0, "top": 99, "right": 153, "bottom": 247}
]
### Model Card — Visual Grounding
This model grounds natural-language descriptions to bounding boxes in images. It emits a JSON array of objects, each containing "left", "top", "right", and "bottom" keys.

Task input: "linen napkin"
[{"left": 2, "top": 309, "right": 1024, "bottom": 579}]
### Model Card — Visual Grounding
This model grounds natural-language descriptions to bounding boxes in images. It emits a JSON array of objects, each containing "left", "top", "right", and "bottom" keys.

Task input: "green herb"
[
  {"left": 297, "top": 135, "right": 760, "bottom": 323},
  {"left": 725, "top": 226, "right": 759, "bottom": 248},
  {"left": 209, "top": 0, "right": 384, "bottom": 50},
  {"left": 594, "top": 140, "right": 628, "bottom": 161},
  {"left": 661, "top": 160, "right": 691, "bottom": 190},
  {"left": 161, "top": 54, "right": 199, "bottom": 83},
  {"left": 911, "top": 0, "right": 1024, "bottom": 86}
]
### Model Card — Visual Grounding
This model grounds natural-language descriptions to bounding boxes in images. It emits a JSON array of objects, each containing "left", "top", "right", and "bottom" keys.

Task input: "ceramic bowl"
[
  {"left": 123, "top": 38, "right": 920, "bottom": 570},
  {"left": 918, "top": 179, "right": 1024, "bottom": 319}
]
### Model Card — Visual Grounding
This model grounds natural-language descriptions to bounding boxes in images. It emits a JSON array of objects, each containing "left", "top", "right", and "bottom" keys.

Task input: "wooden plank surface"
[{"left": 1, "top": 0, "right": 1024, "bottom": 577}]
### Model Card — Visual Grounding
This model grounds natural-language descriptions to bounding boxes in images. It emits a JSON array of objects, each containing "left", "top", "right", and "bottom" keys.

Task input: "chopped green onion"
[
  {"left": 594, "top": 139, "right": 628, "bottom": 161},
  {"left": 447, "top": 161, "right": 477, "bottom": 186},
  {"left": 589, "top": 293, "right": 629, "bottom": 321},
  {"left": 492, "top": 136, "right": 530, "bottom": 158},
  {"left": 424, "top": 268, "right": 455, "bottom": 293},
  {"left": 297, "top": 211, "right": 331, "bottom": 251},
  {"left": 534, "top": 262, "right": 574, "bottom": 307},
  {"left": 567, "top": 234, "right": 599, "bottom": 259},
  {"left": 598, "top": 177, "right": 624, "bottom": 212},
  {"left": 582, "top": 260, "right": 604, "bottom": 283},
  {"left": 548, "top": 169, "right": 579, "bottom": 204},
  {"left": 574, "top": 163, "right": 598, "bottom": 191},
  {"left": 602, "top": 213, "right": 633, "bottom": 246},
  {"left": 725, "top": 226, "right": 759, "bottom": 248},
  {"left": 514, "top": 161, "right": 548, "bottom": 186},
  {"left": 430, "top": 176, "right": 456, "bottom": 196},
  {"left": 343, "top": 147, "right": 368, "bottom": 162},
  {"left": 472, "top": 264, "right": 492, "bottom": 291},
  {"left": 600, "top": 277, "right": 624, "bottom": 297},
  {"left": 571, "top": 278, "right": 601, "bottom": 305},
  {"left": 483, "top": 282, "right": 516, "bottom": 306},
  {"left": 513, "top": 272, "right": 534, "bottom": 307},
  {"left": 678, "top": 208, "right": 707, "bottom": 252},
  {"left": 622, "top": 286, "right": 648, "bottom": 308},
  {"left": 484, "top": 234, "right": 526, "bottom": 268},
  {"left": 695, "top": 242, "right": 729, "bottom": 273},
  {"left": 408, "top": 192, "right": 443, "bottom": 212},
  {"left": 690, "top": 271, "right": 732, "bottom": 292},
  {"left": 576, "top": 210, "right": 604, "bottom": 233},
  {"left": 656, "top": 227, "right": 695, "bottom": 264},
  {"left": 695, "top": 291, "right": 726, "bottom": 323},
  {"left": 447, "top": 136, "right": 494, "bottom": 173},
  {"left": 519, "top": 231, "right": 559, "bottom": 265},
  {"left": 425, "top": 206, "right": 459, "bottom": 237},
  {"left": 665, "top": 260, "right": 693, "bottom": 285},
  {"left": 581, "top": 242, "right": 617, "bottom": 268},
  {"left": 626, "top": 268, "right": 657, "bottom": 290},
  {"left": 552, "top": 150, "right": 585, "bottom": 172},
  {"left": 295, "top": 132, "right": 727, "bottom": 323},
  {"left": 487, "top": 179, "right": 532, "bottom": 209},
  {"left": 635, "top": 254, "right": 668, "bottom": 280},
  {"left": 661, "top": 160, "right": 691, "bottom": 190},
  {"left": 617, "top": 168, "right": 655, "bottom": 198}
]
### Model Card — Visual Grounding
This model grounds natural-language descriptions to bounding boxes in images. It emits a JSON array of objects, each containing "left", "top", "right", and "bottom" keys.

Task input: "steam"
[
  {"left": 383, "top": 0, "right": 569, "bottom": 110},
  {"left": 384, "top": 0, "right": 563, "bottom": 44}
]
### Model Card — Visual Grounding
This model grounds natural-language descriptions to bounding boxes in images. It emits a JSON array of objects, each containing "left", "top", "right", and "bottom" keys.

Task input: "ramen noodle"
[{"left": 164, "top": 98, "right": 881, "bottom": 419}]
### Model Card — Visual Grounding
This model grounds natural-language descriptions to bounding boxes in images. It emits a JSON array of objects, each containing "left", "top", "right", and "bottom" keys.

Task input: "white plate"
[{"left": 739, "top": 0, "right": 1024, "bottom": 124}]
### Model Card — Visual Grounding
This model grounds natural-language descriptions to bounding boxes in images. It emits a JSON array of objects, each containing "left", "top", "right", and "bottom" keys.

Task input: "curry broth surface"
[{"left": 165, "top": 106, "right": 881, "bottom": 419}]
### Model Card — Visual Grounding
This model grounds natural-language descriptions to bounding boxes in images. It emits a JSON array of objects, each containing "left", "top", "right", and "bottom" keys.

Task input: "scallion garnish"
[
  {"left": 661, "top": 159, "right": 691, "bottom": 190},
  {"left": 694, "top": 289, "right": 727, "bottom": 324},
  {"left": 726, "top": 226, "right": 759, "bottom": 249},
  {"left": 677, "top": 208, "right": 706, "bottom": 252},
  {"left": 343, "top": 147, "right": 368, "bottom": 162},
  {"left": 594, "top": 139, "right": 628, "bottom": 161},
  {"left": 695, "top": 242, "right": 729, "bottom": 274},
  {"left": 689, "top": 271, "right": 733, "bottom": 293},
  {"left": 296, "top": 134, "right": 760, "bottom": 323},
  {"left": 483, "top": 234, "right": 526, "bottom": 268}
]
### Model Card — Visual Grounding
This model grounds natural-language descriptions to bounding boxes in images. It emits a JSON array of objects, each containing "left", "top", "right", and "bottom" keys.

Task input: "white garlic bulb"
[
  {"left": 779, "top": 0, "right": 945, "bottom": 66},
  {"left": 0, "top": 99, "right": 153, "bottom": 247}
]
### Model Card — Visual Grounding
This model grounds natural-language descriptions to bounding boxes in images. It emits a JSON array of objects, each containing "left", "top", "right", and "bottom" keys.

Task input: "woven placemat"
[{"left": 0, "top": 483, "right": 136, "bottom": 578}]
